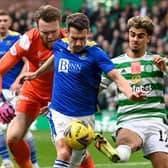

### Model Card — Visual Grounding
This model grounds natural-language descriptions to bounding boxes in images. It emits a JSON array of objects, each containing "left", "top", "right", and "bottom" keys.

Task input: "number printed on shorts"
[{"left": 159, "top": 130, "right": 168, "bottom": 142}]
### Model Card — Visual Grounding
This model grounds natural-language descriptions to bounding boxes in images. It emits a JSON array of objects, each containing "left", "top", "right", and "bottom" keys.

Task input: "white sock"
[
  {"left": 69, "top": 149, "right": 86, "bottom": 167},
  {"left": 116, "top": 145, "right": 131, "bottom": 162}
]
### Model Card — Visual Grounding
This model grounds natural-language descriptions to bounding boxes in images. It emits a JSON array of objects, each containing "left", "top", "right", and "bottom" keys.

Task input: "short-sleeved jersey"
[
  {"left": 49, "top": 38, "right": 115, "bottom": 117},
  {"left": 0, "top": 30, "right": 24, "bottom": 89},
  {"left": 110, "top": 53, "right": 167, "bottom": 124},
  {"left": 4, "top": 28, "right": 66, "bottom": 99}
]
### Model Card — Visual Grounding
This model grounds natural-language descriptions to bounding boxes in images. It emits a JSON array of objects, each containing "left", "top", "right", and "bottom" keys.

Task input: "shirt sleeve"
[
  {"left": 94, "top": 46, "right": 116, "bottom": 73},
  {"left": 0, "top": 53, "right": 21, "bottom": 91},
  {"left": 0, "top": 30, "right": 34, "bottom": 92},
  {"left": 9, "top": 33, "right": 32, "bottom": 59}
]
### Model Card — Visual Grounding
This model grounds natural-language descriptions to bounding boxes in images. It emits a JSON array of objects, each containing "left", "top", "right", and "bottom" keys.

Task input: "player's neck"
[{"left": 127, "top": 49, "right": 146, "bottom": 58}]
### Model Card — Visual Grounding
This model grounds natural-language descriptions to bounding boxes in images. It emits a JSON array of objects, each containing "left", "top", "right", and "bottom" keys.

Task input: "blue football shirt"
[
  {"left": 50, "top": 38, "right": 115, "bottom": 117},
  {"left": 0, "top": 31, "right": 24, "bottom": 89}
]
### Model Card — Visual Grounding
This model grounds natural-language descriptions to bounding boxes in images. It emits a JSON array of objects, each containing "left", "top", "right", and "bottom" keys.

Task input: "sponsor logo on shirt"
[
  {"left": 79, "top": 52, "right": 87, "bottom": 60},
  {"left": 144, "top": 64, "right": 153, "bottom": 73},
  {"left": 132, "top": 84, "right": 152, "bottom": 95},
  {"left": 131, "top": 62, "right": 142, "bottom": 84},
  {"left": 58, "top": 58, "right": 81, "bottom": 73}
]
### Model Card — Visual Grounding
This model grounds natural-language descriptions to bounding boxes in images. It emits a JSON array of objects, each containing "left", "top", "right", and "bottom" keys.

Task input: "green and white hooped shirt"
[{"left": 101, "top": 52, "right": 167, "bottom": 124}]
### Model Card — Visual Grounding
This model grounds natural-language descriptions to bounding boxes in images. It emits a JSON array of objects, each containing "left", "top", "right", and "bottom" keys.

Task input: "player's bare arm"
[
  {"left": 0, "top": 54, "right": 20, "bottom": 92},
  {"left": 10, "top": 57, "right": 28, "bottom": 94},
  {"left": 19, "top": 54, "right": 54, "bottom": 82},
  {"left": 36, "top": 54, "right": 54, "bottom": 76},
  {"left": 0, "top": 54, "right": 19, "bottom": 124},
  {"left": 107, "top": 69, "right": 147, "bottom": 101}
]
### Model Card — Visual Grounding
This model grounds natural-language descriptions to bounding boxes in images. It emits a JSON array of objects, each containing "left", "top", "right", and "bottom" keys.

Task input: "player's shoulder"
[
  {"left": 24, "top": 27, "right": 40, "bottom": 40},
  {"left": 60, "top": 37, "right": 68, "bottom": 43},
  {"left": 54, "top": 38, "right": 102, "bottom": 56},
  {"left": 145, "top": 51, "right": 164, "bottom": 58},
  {"left": 57, "top": 38, "right": 98, "bottom": 47},
  {"left": 8, "top": 30, "right": 20, "bottom": 40},
  {"left": 8, "top": 30, "right": 20, "bottom": 36},
  {"left": 54, "top": 37, "right": 68, "bottom": 49},
  {"left": 112, "top": 53, "right": 127, "bottom": 63},
  {"left": 86, "top": 40, "right": 97, "bottom": 47},
  {"left": 85, "top": 40, "right": 103, "bottom": 54},
  {"left": 14, "top": 28, "right": 40, "bottom": 51}
]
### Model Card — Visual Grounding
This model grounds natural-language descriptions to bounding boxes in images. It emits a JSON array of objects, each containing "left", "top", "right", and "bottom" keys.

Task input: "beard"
[
  {"left": 131, "top": 48, "right": 140, "bottom": 53},
  {"left": 43, "top": 40, "right": 54, "bottom": 50}
]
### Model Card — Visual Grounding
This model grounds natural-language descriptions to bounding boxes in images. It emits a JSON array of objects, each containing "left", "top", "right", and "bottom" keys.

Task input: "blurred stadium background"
[{"left": 0, "top": 0, "right": 167, "bottom": 167}]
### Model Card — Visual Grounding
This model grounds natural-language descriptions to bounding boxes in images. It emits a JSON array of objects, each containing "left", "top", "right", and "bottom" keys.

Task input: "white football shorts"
[
  {"left": 47, "top": 108, "right": 95, "bottom": 142},
  {"left": 117, "top": 118, "right": 168, "bottom": 157},
  {"left": 2, "top": 89, "right": 18, "bottom": 108}
]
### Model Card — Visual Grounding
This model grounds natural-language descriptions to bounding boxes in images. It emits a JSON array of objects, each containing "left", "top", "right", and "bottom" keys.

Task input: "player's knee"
[
  {"left": 57, "top": 147, "right": 71, "bottom": 161},
  {"left": 116, "top": 136, "right": 141, "bottom": 152},
  {"left": 56, "top": 138, "right": 72, "bottom": 160},
  {"left": 6, "top": 132, "right": 23, "bottom": 144}
]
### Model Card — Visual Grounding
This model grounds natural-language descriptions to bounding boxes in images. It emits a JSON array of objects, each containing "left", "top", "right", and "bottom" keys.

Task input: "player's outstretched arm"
[
  {"left": 36, "top": 54, "right": 54, "bottom": 76},
  {"left": 18, "top": 55, "right": 54, "bottom": 83},
  {"left": 0, "top": 53, "right": 20, "bottom": 92},
  {"left": 107, "top": 69, "right": 147, "bottom": 101},
  {"left": 10, "top": 57, "right": 28, "bottom": 94}
]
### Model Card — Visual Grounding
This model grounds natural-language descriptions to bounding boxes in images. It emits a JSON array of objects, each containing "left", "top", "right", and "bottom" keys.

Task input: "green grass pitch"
[
  {"left": 32, "top": 131, "right": 152, "bottom": 168},
  {"left": 0, "top": 131, "right": 152, "bottom": 168}
]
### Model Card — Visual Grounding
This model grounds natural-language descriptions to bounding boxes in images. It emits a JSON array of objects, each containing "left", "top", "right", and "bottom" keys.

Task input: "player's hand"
[
  {"left": 18, "top": 72, "right": 38, "bottom": 84},
  {"left": 153, "top": 55, "right": 167, "bottom": 72},
  {"left": 128, "top": 91, "right": 147, "bottom": 102},
  {"left": 10, "top": 79, "right": 22, "bottom": 95},
  {"left": 0, "top": 102, "right": 15, "bottom": 124}
]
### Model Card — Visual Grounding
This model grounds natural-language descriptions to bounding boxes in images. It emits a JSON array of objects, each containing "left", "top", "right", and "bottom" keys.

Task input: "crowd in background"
[
  {"left": 79, "top": 0, "right": 168, "bottom": 58},
  {"left": 5, "top": 0, "right": 168, "bottom": 58},
  {"left": 78, "top": 0, "right": 168, "bottom": 112},
  {"left": 3, "top": 0, "right": 168, "bottom": 111}
]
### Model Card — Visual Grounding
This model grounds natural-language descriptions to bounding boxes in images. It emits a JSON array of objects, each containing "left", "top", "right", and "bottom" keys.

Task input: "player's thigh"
[
  {"left": 15, "top": 94, "right": 43, "bottom": 121},
  {"left": 149, "top": 152, "right": 168, "bottom": 168},
  {"left": 6, "top": 112, "right": 32, "bottom": 141},
  {"left": 116, "top": 128, "right": 143, "bottom": 152}
]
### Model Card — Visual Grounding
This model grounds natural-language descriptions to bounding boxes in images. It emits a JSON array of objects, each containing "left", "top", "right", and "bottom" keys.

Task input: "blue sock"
[
  {"left": 53, "top": 160, "right": 69, "bottom": 168},
  {"left": 24, "top": 131, "right": 38, "bottom": 165},
  {"left": 0, "top": 131, "right": 10, "bottom": 160}
]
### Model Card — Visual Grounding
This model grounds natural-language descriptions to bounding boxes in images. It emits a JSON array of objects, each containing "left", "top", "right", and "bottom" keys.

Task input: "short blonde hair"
[{"left": 128, "top": 16, "right": 154, "bottom": 35}]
